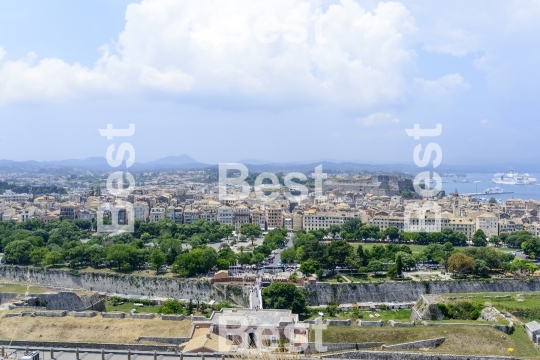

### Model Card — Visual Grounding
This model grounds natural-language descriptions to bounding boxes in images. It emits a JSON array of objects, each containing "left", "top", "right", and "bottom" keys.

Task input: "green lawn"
[
  {"left": 316, "top": 324, "right": 539, "bottom": 358},
  {"left": 309, "top": 309, "right": 412, "bottom": 322},
  {"left": 105, "top": 302, "right": 162, "bottom": 314},
  {"left": 442, "top": 292, "right": 540, "bottom": 321}
]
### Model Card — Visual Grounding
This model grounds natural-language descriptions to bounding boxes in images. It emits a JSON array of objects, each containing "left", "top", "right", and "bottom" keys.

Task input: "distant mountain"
[
  {"left": 3, "top": 155, "right": 540, "bottom": 174},
  {"left": 145, "top": 155, "right": 202, "bottom": 166},
  {"left": 0, "top": 155, "right": 209, "bottom": 172}
]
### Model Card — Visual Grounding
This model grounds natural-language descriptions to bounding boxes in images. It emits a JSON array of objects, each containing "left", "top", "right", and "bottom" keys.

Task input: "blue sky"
[{"left": 1, "top": 0, "right": 540, "bottom": 165}]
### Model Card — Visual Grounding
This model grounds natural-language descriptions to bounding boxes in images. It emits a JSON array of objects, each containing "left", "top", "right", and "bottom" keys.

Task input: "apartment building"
[
  {"left": 265, "top": 205, "right": 283, "bottom": 229},
  {"left": 448, "top": 217, "right": 475, "bottom": 240},
  {"left": 21, "top": 207, "right": 36, "bottom": 222},
  {"left": 476, "top": 213, "right": 499, "bottom": 238},
  {"left": 183, "top": 207, "right": 200, "bottom": 224},
  {"left": 233, "top": 205, "right": 250, "bottom": 229},
  {"left": 60, "top": 202, "right": 81, "bottom": 220},
  {"left": 0, "top": 190, "right": 31, "bottom": 203},
  {"left": 78, "top": 209, "right": 97, "bottom": 221},
  {"left": 133, "top": 202, "right": 149, "bottom": 221},
  {"left": 303, "top": 210, "right": 360, "bottom": 231},
  {"left": 292, "top": 212, "right": 303, "bottom": 231},
  {"left": 218, "top": 205, "right": 233, "bottom": 226},
  {"left": 499, "top": 218, "right": 522, "bottom": 234},
  {"left": 150, "top": 207, "right": 166, "bottom": 222},
  {"left": 249, "top": 208, "right": 266, "bottom": 230}
]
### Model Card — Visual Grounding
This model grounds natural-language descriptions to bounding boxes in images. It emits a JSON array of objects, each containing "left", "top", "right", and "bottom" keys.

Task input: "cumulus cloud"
[
  {"left": 358, "top": 112, "right": 400, "bottom": 126},
  {"left": 0, "top": 0, "right": 419, "bottom": 109},
  {"left": 414, "top": 73, "right": 470, "bottom": 100}
]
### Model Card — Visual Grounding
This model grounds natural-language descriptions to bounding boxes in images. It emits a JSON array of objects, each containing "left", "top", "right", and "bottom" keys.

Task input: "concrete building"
[
  {"left": 78, "top": 209, "right": 97, "bottom": 221},
  {"left": 218, "top": 206, "right": 233, "bottom": 226},
  {"left": 265, "top": 205, "right": 283, "bottom": 229},
  {"left": 304, "top": 210, "right": 361, "bottom": 231},
  {"left": 183, "top": 207, "right": 200, "bottom": 224},
  {"left": 0, "top": 190, "right": 31, "bottom": 203},
  {"left": 133, "top": 202, "right": 149, "bottom": 222},
  {"left": 233, "top": 205, "right": 250, "bottom": 229},
  {"left": 59, "top": 203, "right": 81, "bottom": 220},
  {"left": 476, "top": 212, "right": 499, "bottom": 238},
  {"left": 149, "top": 207, "right": 165, "bottom": 222}
]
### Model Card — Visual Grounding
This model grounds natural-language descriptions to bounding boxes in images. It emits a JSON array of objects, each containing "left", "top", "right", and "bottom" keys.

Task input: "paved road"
[{"left": 273, "top": 233, "right": 294, "bottom": 266}]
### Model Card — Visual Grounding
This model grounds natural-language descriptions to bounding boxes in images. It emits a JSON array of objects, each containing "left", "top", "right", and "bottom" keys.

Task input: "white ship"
[
  {"left": 493, "top": 171, "right": 536, "bottom": 185},
  {"left": 484, "top": 186, "right": 504, "bottom": 194}
]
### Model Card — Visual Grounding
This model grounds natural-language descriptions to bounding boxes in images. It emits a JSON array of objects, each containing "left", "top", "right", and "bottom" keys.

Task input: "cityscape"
[{"left": 1, "top": 1, "right": 540, "bottom": 360}]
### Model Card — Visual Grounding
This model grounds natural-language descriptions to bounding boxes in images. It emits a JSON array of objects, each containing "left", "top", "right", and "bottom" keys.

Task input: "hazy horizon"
[{"left": 2, "top": 1, "right": 540, "bottom": 165}]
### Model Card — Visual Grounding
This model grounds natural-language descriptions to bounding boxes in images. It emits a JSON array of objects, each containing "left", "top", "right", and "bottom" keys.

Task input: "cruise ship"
[{"left": 492, "top": 171, "right": 537, "bottom": 185}]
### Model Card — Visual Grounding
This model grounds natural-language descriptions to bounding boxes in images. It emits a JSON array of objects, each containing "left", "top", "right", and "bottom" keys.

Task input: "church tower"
[{"left": 452, "top": 189, "right": 460, "bottom": 217}]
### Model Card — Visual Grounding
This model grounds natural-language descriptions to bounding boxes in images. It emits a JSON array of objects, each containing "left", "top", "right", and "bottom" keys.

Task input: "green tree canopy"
[{"left": 262, "top": 282, "right": 307, "bottom": 315}]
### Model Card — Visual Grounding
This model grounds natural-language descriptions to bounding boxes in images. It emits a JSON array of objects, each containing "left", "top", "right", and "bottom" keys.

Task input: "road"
[{"left": 273, "top": 232, "right": 294, "bottom": 266}]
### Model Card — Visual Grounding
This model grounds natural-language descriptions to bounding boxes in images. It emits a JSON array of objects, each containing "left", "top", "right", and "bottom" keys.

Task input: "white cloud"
[
  {"left": 0, "top": 47, "right": 6, "bottom": 61},
  {"left": 0, "top": 0, "right": 419, "bottom": 109},
  {"left": 414, "top": 73, "right": 470, "bottom": 100},
  {"left": 358, "top": 112, "right": 400, "bottom": 127},
  {"left": 480, "top": 119, "right": 489, "bottom": 125}
]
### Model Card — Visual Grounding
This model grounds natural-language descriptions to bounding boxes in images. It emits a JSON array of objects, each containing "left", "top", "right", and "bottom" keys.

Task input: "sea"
[{"left": 439, "top": 172, "right": 540, "bottom": 201}]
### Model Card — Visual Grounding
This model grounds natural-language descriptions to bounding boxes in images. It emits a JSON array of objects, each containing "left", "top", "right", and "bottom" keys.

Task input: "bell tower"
[{"left": 452, "top": 189, "right": 460, "bottom": 217}]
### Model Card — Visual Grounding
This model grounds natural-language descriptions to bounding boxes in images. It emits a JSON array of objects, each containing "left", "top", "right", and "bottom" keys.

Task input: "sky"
[{"left": 1, "top": 0, "right": 540, "bottom": 166}]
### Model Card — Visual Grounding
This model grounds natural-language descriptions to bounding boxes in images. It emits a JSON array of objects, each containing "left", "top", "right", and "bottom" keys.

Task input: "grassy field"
[
  {"left": 0, "top": 284, "right": 50, "bottom": 294},
  {"left": 316, "top": 324, "right": 539, "bottom": 358},
  {"left": 105, "top": 302, "right": 162, "bottom": 314},
  {"left": 441, "top": 292, "right": 540, "bottom": 321},
  {"left": 309, "top": 310, "right": 412, "bottom": 322},
  {"left": 0, "top": 308, "right": 192, "bottom": 344}
]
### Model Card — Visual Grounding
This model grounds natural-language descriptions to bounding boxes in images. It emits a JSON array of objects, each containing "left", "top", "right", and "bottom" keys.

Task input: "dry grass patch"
[
  {"left": 318, "top": 324, "right": 539, "bottom": 358},
  {"left": 0, "top": 310, "right": 191, "bottom": 345}
]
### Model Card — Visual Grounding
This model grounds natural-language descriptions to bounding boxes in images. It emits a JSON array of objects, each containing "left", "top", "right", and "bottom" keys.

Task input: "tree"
[
  {"left": 488, "top": 197, "right": 497, "bottom": 204},
  {"left": 106, "top": 244, "right": 132, "bottom": 270},
  {"left": 472, "top": 229, "right": 487, "bottom": 247},
  {"left": 387, "top": 264, "right": 398, "bottom": 278},
  {"left": 395, "top": 254, "right": 403, "bottom": 276},
  {"left": 86, "top": 244, "right": 105, "bottom": 267},
  {"left": 173, "top": 247, "right": 218, "bottom": 276},
  {"left": 280, "top": 246, "right": 297, "bottom": 263},
  {"left": 43, "top": 251, "right": 63, "bottom": 267},
  {"left": 160, "top": 299, "right": 185, "bottom": 314},
  {"left": 448, "top": 253, "right": 474, "bottom": 275},
  {"left": 30, "top": 247, "right": 49, "bottom": 266},
  {"left": 3, "top": 240, "right": 33, "bottom": 264},
  {"left": 299, "top": 259, "right": 320, "bottom": 276},
  {"left": 239, "top": 223, "right": 262, "bottom": 246},
  {"left": 356, "top": 245, "right": 368, "bottom": 266},
  {"left": 262, "top": 282, "right": 307, "bottom": 315},
  {"left": 521, "top": 238, "right": 540, "bottom": 259},
  {"left": 367, "top": 260, "right": 384, "bottom": 275},
  {"left": 472, "top": 259, "right": 490, "bottom": 277},
  {"left": 150, "top": 248, "right": 167, "bottom": 274},
  {"left": 385, "top": 226, "right": 400, "bottom": 242},
  {"left": 326, "top": 240, "right": 353, "bottom": 271},
  {"left": 489, "top": 235, "right": 501, "bottom": 247}
]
